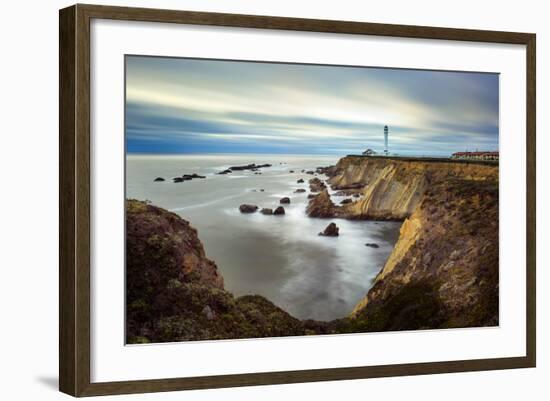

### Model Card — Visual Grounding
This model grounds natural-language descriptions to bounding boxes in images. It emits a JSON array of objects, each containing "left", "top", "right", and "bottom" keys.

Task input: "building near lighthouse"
[{"left": 451, "top": 151, "right": 499, "bottom": 161}]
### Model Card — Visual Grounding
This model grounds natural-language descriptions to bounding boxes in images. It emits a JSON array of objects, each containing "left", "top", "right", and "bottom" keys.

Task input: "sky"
[{"left": 125, "top": 56, "right": 499, "bottom": 157}]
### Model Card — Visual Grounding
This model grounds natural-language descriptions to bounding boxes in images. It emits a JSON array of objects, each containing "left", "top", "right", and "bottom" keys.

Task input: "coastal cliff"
[
  {"left": 317, "top": 156, "right": 499, "bottom": 330},
  {"left": 325, "top": 156, "right": 498, "bottom": 220},
  {"left": 126, "top": 200, "right": 307, "bottom": 343},
  {"left": 348, "top": 178, "right": 499, "bottom": 330},
  {"left": 127, "top": 155, "right": 500, "bottom": 342}
]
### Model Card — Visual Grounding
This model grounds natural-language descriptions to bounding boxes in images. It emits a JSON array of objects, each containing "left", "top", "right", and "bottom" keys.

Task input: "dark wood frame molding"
[{"left": 59, "top": 3, "right": 536, "bottom": 397}]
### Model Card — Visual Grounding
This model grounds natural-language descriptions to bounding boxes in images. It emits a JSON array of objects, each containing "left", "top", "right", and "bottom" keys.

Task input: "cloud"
[{"left": 125, "top": 56, "right": 499, "bottom": 156}]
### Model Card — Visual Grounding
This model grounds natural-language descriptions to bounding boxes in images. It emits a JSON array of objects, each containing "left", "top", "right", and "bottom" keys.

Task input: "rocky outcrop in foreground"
[{"left": 126, "top": 200, "right": 308, "bottom": 343}]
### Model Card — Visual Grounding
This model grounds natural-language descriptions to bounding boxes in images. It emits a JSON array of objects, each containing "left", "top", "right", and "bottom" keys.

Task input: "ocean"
[{"left": 126, "top": 154, "right": 401, "bottom": 321}]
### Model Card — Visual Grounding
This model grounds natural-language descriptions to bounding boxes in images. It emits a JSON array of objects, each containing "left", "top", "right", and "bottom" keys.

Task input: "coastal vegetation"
[{"left": 126, "top": 199, "right": 306, "bottom": 343}]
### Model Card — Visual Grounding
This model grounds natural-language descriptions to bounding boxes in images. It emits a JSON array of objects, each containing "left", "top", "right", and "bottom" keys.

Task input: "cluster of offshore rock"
[
  {"left": 237, "top": 171, "right": 346, "bottom": 236},
  {"left": 153, "top": 163, "right": 274, "bottom": 182}
]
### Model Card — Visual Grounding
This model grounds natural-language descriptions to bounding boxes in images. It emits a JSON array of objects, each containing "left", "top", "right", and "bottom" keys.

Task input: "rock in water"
[
  {"left": 340, "top": 198, "right": 353, "bottom": 205},
  {"left": 239, "top": 204, "right": 258, "bottom": 213},
  {"left": 181, "top": 173, "right": 206, "bottom": 179},
  {"left": 309, "top": 177, "right": 326, "bottom": 192},
  {"left": 229, "top": 163, "right": 272, "bottom": 171},
  {"left": 306, "top": 189, "right": 336, "bottom": 217},
  {"left": 319, "top": 222, "right": 339, "bottom": 237},
  {"left": 173, "top": 173, "right": 207, "bottom": 182},
  {"left": 316, "top": 165, "right": 337, "bottom": 176},
  {"left": 365, "top": 243, "right": 380, "bottom": 248},
  {"left": 297, "top": 178, "right": 304, "bottom": 183},
  {"left": 280, "top": 197, "right": 291, "bottom": 204},
  {"left": 273, "top": 206, "right": 285, "bottom": 215},
  {"left": 294, "top": 189, "right": 306, "bottom": 193},
  {"left": 154, "top": 177, "right": 165, "bottom": 182},
  {"left": 260, "top": 208, "right": 273, "bottom": 215}
]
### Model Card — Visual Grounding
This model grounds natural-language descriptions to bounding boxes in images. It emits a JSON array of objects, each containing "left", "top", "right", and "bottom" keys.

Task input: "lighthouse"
[{"left": 384, "top": 125, "right": 389, "bottom": 156}]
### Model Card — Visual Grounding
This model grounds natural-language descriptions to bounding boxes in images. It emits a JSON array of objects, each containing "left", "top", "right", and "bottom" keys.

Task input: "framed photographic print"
[{"left": 59, "top": 4, "right": 536, "bottom": 397}]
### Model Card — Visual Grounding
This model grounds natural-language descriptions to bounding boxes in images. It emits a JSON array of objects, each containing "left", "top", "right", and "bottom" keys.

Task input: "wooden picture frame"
[{"left": 59, "top": 3, "right": 536, "bottom": 397}]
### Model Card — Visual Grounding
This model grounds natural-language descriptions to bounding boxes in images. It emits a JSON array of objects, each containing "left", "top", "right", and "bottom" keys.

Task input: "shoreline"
[
  {"left": 127, "top": 153, "right": 399, "bottom": 322},
  {"left": 126, "top": 154, "right": 499, "bottom": 343}
]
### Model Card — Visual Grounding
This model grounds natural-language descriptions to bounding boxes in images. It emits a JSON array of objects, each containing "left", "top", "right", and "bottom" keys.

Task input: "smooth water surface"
[{"left": 127, "top": 154, "right": 401, "bottom": 321}]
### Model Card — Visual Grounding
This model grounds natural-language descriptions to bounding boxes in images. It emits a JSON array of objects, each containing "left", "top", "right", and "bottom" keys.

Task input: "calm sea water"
[{"left": 126, "top": 154, "right": 401, "bottom": 321}]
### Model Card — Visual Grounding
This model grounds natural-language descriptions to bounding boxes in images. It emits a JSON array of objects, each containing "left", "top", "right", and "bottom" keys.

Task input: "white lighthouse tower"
[{"left": 384, "top": 125, "right": 389, "bottom": 156}]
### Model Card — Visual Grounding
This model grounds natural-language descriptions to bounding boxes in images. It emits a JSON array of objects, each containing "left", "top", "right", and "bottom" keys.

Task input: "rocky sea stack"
[
  {"left": 319, "top": 222, "right": 339, "bottom": 237},
  {"left": 306, "top": 189, "right": 336, "bottom": 218}
]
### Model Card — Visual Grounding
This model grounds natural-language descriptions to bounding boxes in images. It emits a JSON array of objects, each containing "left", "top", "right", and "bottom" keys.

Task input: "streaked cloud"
[{"left": 126, "top": 56, "right": 499, "bottom": 156}]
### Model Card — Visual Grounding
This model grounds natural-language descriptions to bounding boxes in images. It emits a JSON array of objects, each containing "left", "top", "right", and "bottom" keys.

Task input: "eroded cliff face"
[
  {"left": 334, "top": 160, "right": 500, "bottom": 331},
  {"left": 306, "top": 156, "right": 499, "bottom": 330},
  {"left": 327, "top": 156, "right": 498, "bottom": 220},
  {"left": 349, "top": 179, "right": 499, "bottom": 330}
]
